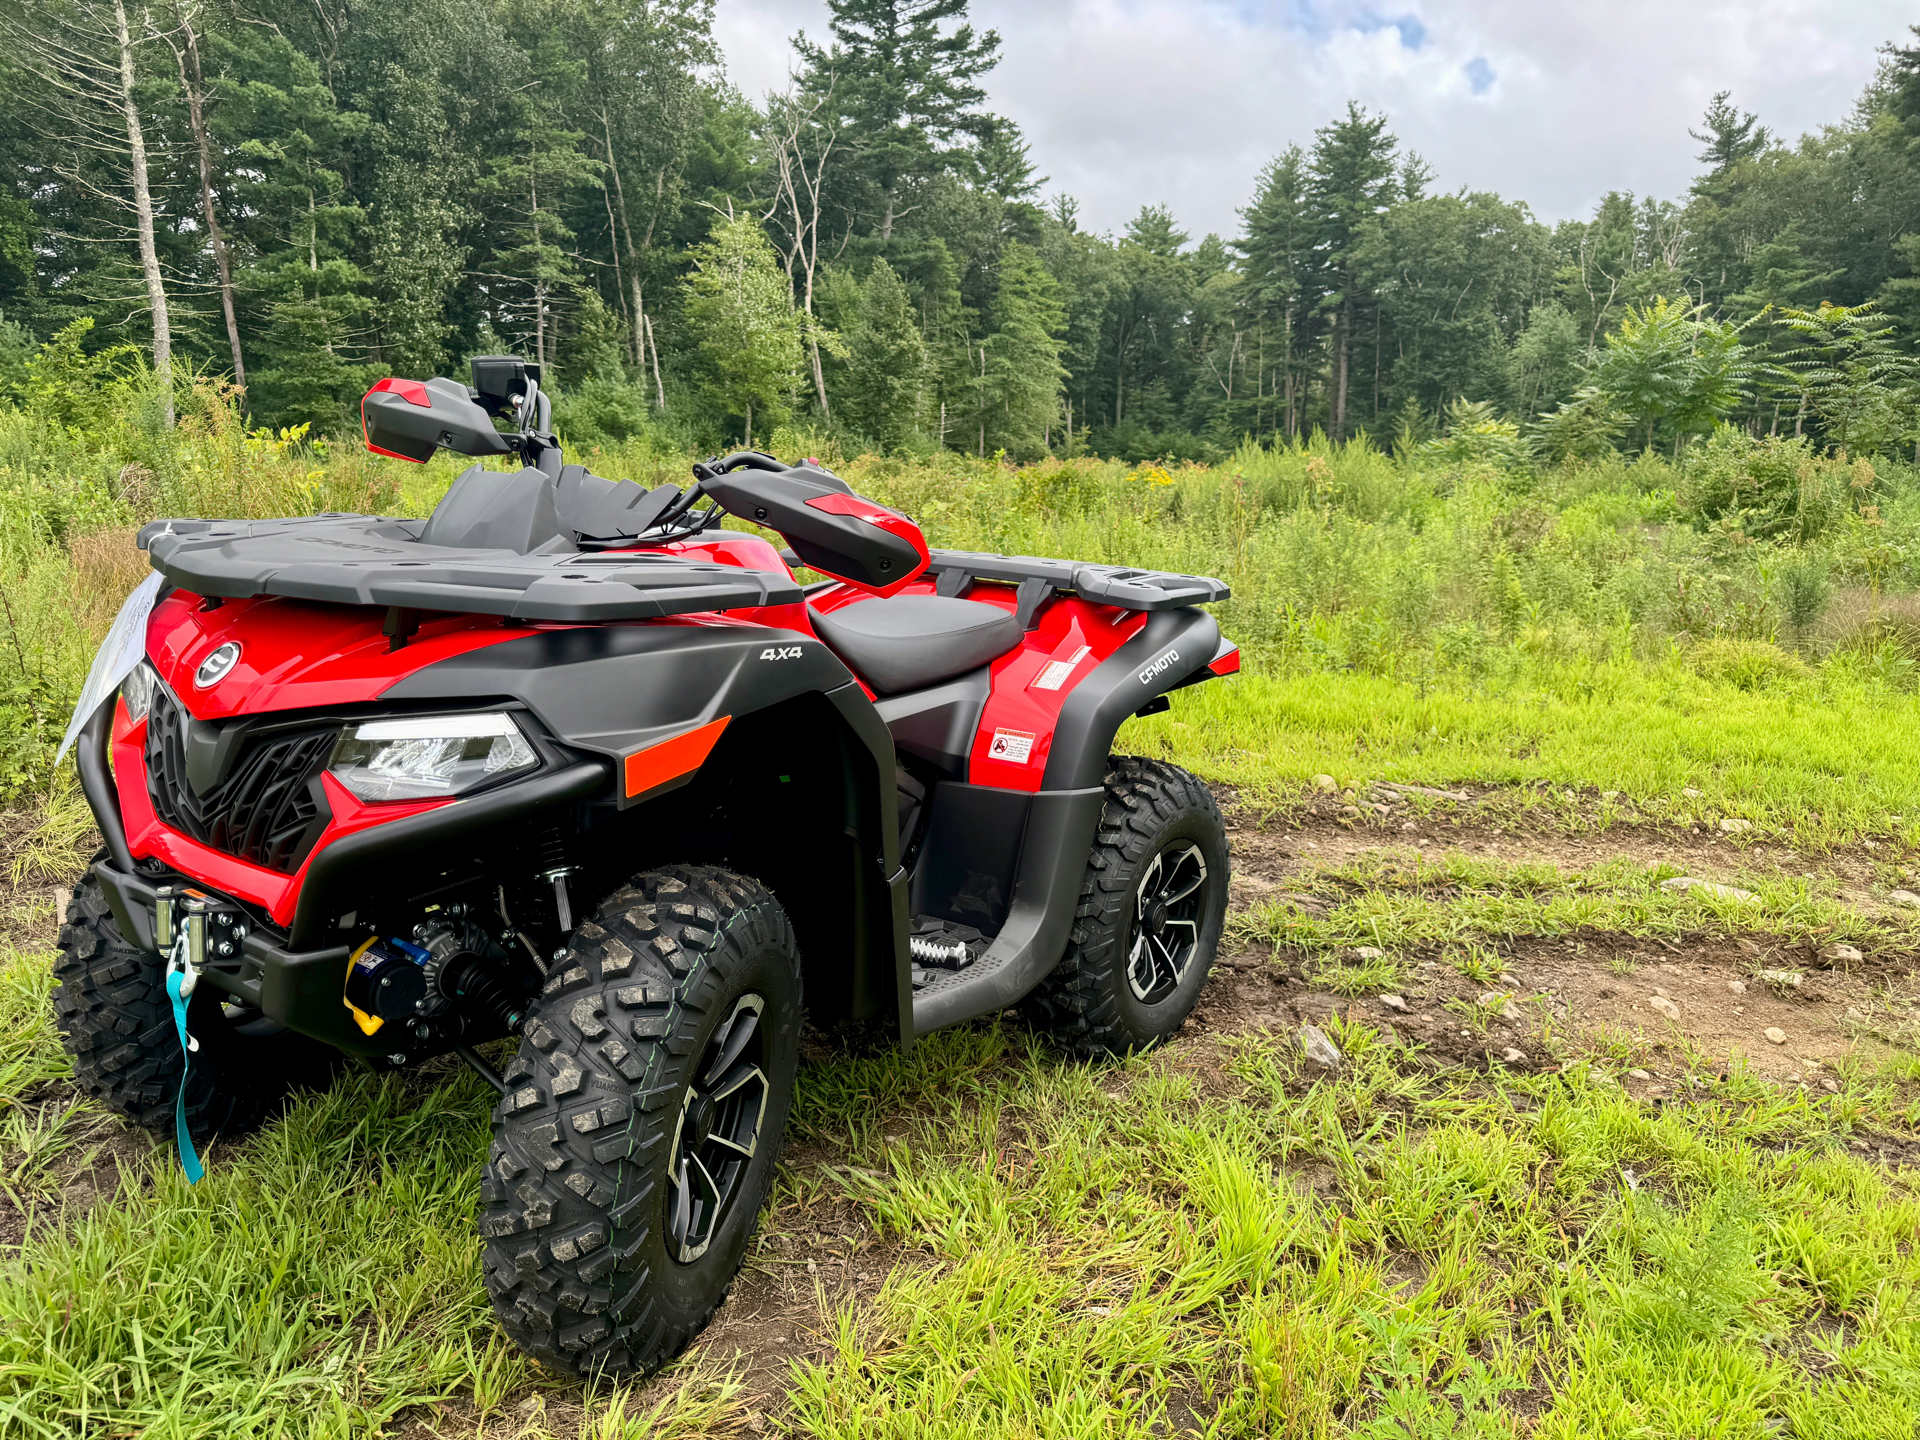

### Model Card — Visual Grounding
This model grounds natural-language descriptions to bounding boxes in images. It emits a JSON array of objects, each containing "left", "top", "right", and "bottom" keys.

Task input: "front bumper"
[{"left": 76, "top": 697, "right": 610, "bottom": 1056}]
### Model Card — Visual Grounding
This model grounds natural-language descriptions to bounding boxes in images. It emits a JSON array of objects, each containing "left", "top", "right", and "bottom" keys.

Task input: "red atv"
[{"left": 58, "top": 356, "right": 1238, "bottom": 1377}]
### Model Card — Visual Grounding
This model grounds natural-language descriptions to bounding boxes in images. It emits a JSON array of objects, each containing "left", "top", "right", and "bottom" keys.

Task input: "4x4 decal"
[{"left": 759, "top": 645, "right": 804, "bottom": 661}]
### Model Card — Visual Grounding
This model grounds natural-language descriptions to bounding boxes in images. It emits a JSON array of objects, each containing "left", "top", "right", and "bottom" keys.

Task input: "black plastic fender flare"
[
  {"left": 380, "top": 620, "right": 861, "bottom": 806},
  {"left": 1040, "top": 606, "right": 1223, "bottom": 791},
  {"left": 911, "top": 605, "right": 1225, "bottom": 1037}
]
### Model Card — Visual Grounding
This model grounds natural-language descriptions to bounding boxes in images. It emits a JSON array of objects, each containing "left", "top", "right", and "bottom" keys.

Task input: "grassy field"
[{"left": 0, "top": 376, "right": 1914, "bottom": 1437}]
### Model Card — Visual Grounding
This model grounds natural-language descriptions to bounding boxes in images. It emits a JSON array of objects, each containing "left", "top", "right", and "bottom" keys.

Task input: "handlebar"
[{"left": 692, "top": 451, "right": 788, "bottom": 481}]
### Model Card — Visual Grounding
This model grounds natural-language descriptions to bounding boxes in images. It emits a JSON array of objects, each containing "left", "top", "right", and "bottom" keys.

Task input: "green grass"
[
  {"left": 1119, "top": 665, "right": 1917, "bottom": 851},
  {"left": 781, "top": 1028, "right": 1916, "bottom": 1440},
  {"left": 1239, "top": 853, "right": 1914, "bottom": 961},
  {"left": 0, "top": 855, "right": 1909, "bottom": 1437}
]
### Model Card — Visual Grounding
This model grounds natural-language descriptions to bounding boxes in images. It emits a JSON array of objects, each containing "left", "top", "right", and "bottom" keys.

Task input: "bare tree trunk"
[
  {"left": 765, "top": 88, "right": 839, "bottom": 422},
  {"left": 599, "top": 172, "right": 631, "bottom": 342},
  {"left": 599, "top": 111, "right": 646, "bottom": 373},
  {"left": 530, "top": 161, "right": 546, "bottom": 371},
  {"left": 1371, "top": 305, "right": 1381, "bottom": 423},
  {"left": 1332, "top": 295, "right": 1351, "bottom": 439},
  {"left": 645, "top": 312, "right": 665, "bottom": 409},
  {"left": 115, "top": 0, "right": 171, "bottom": 426},
  {"left": 809, "top": 336, "right": 830, "bottom": 423},
  {"left": 172, "top": 5, "right": 243, "bottom": 388}
]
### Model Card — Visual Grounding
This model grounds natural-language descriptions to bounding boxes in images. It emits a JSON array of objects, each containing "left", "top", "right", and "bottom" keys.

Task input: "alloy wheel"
[
  {"left": 1126, "top": 842, "right": 1209, "bottom": 1004},
  {"left": 666, "top": 994, "right": 769, "bottom": 1263}
]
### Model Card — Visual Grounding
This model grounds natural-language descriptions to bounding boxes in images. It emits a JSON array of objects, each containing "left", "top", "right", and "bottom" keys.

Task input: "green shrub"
[
  {"left": 1680, "top": 637, "right": 1814, "bottom": 692},
  {"left": 1677, "top": 427, "right": 1870, "bottom": 542}
]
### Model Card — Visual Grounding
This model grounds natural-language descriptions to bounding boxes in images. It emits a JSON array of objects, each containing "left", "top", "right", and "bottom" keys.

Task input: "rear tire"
[
  {"left": 1027, "top": 757, "right": 1229, "bottom": 1056},
  {"left": 479, "top": 863, "right": 801, "bottom": 1379},
  {"left": 53, "top": 864, "right": 339, "bottom": 1140}
]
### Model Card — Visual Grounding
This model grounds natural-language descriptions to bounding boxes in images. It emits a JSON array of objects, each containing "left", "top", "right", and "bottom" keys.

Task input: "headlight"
[
  {"left": 328, "top": 712, "right": 537, "bottom": 803},
  {"left": 120, "top": 662, "right": 159, "bottom": 723}
]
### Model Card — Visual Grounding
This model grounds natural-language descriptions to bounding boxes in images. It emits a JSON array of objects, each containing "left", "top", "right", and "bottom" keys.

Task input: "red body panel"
[
  {"left": 112, "top": 701, "right": 450, "bottom": 924},
  {"left": 148, "top": 592, "right": 542, "bottom": 722}
]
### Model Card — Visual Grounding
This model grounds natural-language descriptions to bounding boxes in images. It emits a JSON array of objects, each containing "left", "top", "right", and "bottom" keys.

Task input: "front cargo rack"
[{"left": 138, "top": 516, "right": 803, "bottom": 623}]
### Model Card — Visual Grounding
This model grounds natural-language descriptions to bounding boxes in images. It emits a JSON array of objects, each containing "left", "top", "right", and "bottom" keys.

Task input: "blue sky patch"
[{"left": 1465, "top": 55, "right": 1496, "bottom": 94}]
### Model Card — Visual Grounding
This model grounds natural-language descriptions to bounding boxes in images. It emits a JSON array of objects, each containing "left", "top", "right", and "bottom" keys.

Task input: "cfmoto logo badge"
[
  {"left": 194, "top": 642, "right": 240, "bottom": 688},
  {"left": 1137, "top": 646, "right": 1181, "bottom": 685}
]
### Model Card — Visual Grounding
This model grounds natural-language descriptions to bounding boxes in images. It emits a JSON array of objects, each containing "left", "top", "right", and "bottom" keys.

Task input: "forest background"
[
  {"left": 0, "top": 0, "right": 1915, "bottom": 466},
  {"left": 0, "top": 7, "right": 1913, "bottom": 1432}
]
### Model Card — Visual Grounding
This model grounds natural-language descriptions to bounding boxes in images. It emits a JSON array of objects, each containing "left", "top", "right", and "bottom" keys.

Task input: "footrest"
[{"left": 908, "top": 917, "right": 991, "bottom": 991}]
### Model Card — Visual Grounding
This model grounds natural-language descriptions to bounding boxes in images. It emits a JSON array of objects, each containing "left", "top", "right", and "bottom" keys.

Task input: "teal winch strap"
[{"left": 165, "top": 968, "right": 205, "bottom": 1184}]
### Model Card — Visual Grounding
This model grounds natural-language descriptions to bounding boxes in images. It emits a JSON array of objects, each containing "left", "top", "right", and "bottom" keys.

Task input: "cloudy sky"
[{"left": 714, "top": 0, "right": 1912, "bottom": 239}]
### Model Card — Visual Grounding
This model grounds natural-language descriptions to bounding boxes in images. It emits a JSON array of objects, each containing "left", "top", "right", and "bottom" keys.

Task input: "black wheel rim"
[
  {"left": 1128, "top": 842, "right": 1209, "bottom": 1004},
  {"left": 667, "top": 994, "right": 769, "bottom": 1264}
]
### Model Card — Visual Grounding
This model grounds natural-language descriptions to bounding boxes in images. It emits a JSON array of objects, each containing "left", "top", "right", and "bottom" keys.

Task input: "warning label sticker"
[
  {"left": 1029, "top": 645, "right": 1093, "bottom": 692},
  {"left": 987, "top": 728, "right": 1036, "bottom": 763}
]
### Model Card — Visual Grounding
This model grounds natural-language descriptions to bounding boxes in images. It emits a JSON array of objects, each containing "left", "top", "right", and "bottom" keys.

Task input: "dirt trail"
[{"left": 1207, "top": 803, "right": 1919, "bottom": 1122}]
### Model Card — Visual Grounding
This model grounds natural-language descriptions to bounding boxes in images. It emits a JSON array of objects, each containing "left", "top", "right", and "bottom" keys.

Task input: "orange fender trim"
[{"left": 624, "top": 716, "right": 731, "bottom": 800}]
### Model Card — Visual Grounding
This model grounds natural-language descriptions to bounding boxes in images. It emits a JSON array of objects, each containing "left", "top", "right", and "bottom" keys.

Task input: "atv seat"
[{"left": 810, "top": 595, "right": 1021, "bottom": 695}]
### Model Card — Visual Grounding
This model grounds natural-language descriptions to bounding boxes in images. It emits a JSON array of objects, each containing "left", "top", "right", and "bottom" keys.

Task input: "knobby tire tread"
[
  {"left": 1027, "top": 756, "right": 1225, "bottom": 1057},
  {"left": 478, "top": 863, "right": 799, "bottom": 1380}
]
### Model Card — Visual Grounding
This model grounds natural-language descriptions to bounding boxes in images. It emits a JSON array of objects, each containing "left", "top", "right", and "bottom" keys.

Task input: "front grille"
[{"left": 146, "top": 692, "right": 336, "bottom": 873}]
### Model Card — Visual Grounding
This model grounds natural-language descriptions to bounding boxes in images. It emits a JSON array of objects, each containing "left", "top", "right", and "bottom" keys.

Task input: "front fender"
[{"left": 379, "top": 619, "right": 858, "bottom": 806}]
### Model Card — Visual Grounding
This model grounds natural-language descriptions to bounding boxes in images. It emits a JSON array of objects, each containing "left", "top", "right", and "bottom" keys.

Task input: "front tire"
[
  {"left": 53, "top": 864, "right": 339, "bottom": 1140},
  {"left": 1027, "top": 757, "right": 1229, "bottom": 1056},
  {"left": 479, "top": 864, "right": 801, "bottom": 1379}
]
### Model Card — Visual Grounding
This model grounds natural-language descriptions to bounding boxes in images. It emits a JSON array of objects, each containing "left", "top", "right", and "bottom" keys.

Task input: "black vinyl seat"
[{"left": 809, "top": 595, "right": 1022, "bottom": 695}]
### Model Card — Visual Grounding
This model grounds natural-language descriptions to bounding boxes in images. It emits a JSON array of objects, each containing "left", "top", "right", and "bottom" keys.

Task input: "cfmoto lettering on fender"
[{"left": 1137, "top": 647, "right": 1181, "bottom": 685}]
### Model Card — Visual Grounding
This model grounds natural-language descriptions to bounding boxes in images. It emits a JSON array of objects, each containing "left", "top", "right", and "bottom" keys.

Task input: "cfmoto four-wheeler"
[{"left": 57, "top": 355, "right": 1239, "bottom": 1377}]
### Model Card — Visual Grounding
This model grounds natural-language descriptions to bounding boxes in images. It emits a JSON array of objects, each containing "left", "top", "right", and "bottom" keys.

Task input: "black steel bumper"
[{"left": 78, "top": 699, "right": 610, "bottom": 1057}]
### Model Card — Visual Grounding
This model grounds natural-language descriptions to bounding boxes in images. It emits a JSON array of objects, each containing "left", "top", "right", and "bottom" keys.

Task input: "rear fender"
[{"left": 1039, "top": 607, "right": 1224, "bottom": 792}]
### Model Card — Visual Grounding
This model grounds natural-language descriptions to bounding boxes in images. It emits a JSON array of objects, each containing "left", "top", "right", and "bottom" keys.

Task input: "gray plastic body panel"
[
  {"left": 137, "top": 515, "right": 802, "bottom": 621},
  {"left": 873, "top": 668, "right": 990, "bottom": 777}
]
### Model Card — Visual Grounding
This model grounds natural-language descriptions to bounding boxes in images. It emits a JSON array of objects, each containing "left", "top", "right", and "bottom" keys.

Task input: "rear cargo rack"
[{"left": 925, "top": 549, "right": 1228, "bottom": 629}]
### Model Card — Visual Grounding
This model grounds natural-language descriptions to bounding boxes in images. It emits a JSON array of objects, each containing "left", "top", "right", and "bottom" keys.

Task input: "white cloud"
[{"left": 714, "top": 0, "right": 1911, "bottom": 237}]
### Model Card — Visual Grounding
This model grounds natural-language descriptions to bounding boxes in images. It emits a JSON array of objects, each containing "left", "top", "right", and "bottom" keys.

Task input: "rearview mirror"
[{"left": 361, "top": 377, "right": 514, "bottom": 464}]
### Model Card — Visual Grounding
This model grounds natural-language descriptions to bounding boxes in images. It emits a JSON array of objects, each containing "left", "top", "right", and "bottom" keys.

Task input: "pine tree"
[
  {"left": 979, "top": 240, "right": 1064, "bottom": 458},
  {"left": 1305, "top": 103, "right": 1401, "bottom": 438},
  {"left": 684, "top": 213, "right": 804, "bottom": 447},
  {"left": 793, "top": 0, "right": 1000, "bottom": 245},
  {"left": 838, "top": 259, "right": 929, "bottom": 450},
  {"left": 208, "top": 26, "right": 373, "bottom": 426},
  {"left": 1237, "top": 145, "right": 1314, "bottom": 439},
  {"left": 1689, "top": 91, "right": 1771, "bottom": 179}
]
